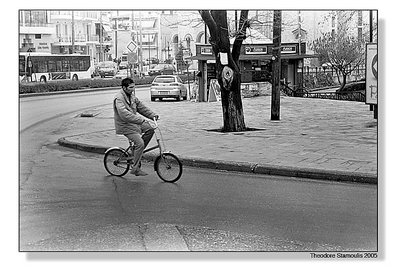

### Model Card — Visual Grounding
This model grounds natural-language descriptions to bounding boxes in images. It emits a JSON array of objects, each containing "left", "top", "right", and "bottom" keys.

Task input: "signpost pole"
[
  {"left": 369, "top": 10, "right": 377, "bottom": 119},
  {"left": 365, "top": 43, "right": 377, "bottom": 119}
]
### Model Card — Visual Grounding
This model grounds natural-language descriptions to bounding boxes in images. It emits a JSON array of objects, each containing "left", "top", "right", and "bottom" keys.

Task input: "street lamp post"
[
  {"left": 115, "top": 15, "right": 118, "bottom": 61},
  {"left": 99, "top": 12, "right": 103, "bottom": 62},
  {"left": 71, "top": 11, "right": 75, "bottom": 54},
  {"left": 139, "top": 12, "right": 143, "bottom": 76},
  {"left": 148, "top": 34, "right": 151, "bottom": 65}
]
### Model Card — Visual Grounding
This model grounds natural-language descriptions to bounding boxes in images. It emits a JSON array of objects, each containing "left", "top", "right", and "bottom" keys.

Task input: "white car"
[
  {"left": 97, "top": 61, "right": 117, "bottom": 78},
  {"left": 150, "top": 75, "right": 188, "bottom": 101},
  {"left": 113, "top": 70, "right": 130, "bottom": 79}
]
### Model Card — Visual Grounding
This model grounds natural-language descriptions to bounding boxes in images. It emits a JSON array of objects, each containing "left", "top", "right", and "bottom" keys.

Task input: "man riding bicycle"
[{"left": 113, "top": 77, "right": 159, "bottom": 176}]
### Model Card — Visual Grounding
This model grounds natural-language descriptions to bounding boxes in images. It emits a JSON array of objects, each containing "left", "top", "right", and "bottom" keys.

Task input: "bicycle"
[{"left": 103, "top": 118, "right": 183, "bottom": 183}]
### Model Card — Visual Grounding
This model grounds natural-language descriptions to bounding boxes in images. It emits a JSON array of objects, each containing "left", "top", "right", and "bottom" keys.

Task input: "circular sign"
[{"left": 372, "top": 54, "right": 378, "bottom": 79}]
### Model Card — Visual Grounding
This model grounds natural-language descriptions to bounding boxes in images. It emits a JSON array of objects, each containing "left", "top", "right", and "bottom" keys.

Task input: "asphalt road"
[{"left": 19, "top": 88, "right": 378, "bottom": 251}]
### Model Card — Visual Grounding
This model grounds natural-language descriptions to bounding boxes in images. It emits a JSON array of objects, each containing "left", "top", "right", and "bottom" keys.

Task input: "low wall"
[{"left": 241, "top": 82, "right": 271, "bottom": 98}]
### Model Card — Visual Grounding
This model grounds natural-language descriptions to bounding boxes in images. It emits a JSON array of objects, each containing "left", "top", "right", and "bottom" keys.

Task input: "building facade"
[
  {"left": 19, "top": 10, "right": 114, "bottom": 65},
  {"left": 19, "top": 10, "right": 376, "bottom": 75},
  {"left": 19, "top": 11, "right": 55, "bottom": 53}
]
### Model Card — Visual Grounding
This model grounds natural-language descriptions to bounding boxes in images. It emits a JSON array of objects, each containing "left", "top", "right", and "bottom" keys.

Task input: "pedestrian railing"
[
  {"left": 304, "top": 91, "right": 366, "bottom": 102},
  {"left": 280, "top": 83, "right": 365, "bottom": 102}
]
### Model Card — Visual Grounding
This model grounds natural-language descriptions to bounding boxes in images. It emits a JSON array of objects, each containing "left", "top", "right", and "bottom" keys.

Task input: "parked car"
[
  {"left": 150, "top": 75, "right": 188, "bottom": 101},
  {"left": 148, "top": 63, "right": 176, "bottom": 76},
  {"left": 113, "top": 69, "right": 130, "bottom": 79},
  {"left": 97, "top": 61, "right": 117, "bottom": 78},
  {"left": 182, "top": 62, "right": 198, "bottom": 75},
  {"left": 118, "top": 61, "right": 129, "bottom": 70}
]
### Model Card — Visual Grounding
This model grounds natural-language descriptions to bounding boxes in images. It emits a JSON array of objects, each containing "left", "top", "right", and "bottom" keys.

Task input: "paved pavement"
[{"left": 57, "top": 90, "right": 377, "bottom": 184}]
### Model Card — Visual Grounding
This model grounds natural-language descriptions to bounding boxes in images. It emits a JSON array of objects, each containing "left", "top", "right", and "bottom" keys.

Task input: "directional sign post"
[{"left": 365, "top": 43, "right": 377, "bottom": 105}]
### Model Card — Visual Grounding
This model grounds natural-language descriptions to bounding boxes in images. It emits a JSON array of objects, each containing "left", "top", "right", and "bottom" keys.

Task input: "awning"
[
  {"left": 141, "top": 20, "right": 155, "bottom": 28},
  {"left": 191, "top": 54, "right": 318, "bottom": 61},
  {"left": 102, "top": 24, "right": 113, "bottom": 33}
]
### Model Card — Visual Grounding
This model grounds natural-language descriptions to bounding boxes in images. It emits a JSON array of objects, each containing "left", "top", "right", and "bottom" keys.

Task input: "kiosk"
[{"left": 191, "top": 42, "right": 316, "bottom": 101}]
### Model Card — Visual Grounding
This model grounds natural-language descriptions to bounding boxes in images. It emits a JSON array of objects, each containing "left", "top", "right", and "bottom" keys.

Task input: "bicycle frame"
[{"left": 118, "top": 117, "right": 165, "bottom": 158}]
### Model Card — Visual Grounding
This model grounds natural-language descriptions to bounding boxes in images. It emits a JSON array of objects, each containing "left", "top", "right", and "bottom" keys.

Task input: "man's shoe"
[{"left": 131, "top": 169, "right": 148, "bottom": 176}]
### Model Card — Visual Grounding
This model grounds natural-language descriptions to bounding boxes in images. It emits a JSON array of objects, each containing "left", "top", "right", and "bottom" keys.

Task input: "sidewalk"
[{"left": 58, "top": 94, "right": 377, "bottom": 184}]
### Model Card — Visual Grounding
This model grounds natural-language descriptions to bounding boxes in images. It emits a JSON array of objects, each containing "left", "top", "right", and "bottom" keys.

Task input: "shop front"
[{"left": 192, "top": 42, "right": 315, "bottom": 101}]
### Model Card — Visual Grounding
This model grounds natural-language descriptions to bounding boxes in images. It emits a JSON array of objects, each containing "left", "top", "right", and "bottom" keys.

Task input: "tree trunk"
[
  {"left": 219, "top": 68, "right": 246, "bottom": 132},
  {"left": 339, "top": 73, "right": 347, "bottom": 91},
  {"left": 199, "top": 10, "right": 248, "bottom": 132}
]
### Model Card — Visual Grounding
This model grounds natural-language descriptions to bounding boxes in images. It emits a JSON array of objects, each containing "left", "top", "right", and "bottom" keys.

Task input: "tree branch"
[
  {"left": 232, "top": 10, "right": 249, "bottom": 62},
  {"left": 199, "top": 10, "right": 218, "bottom": 48},
  {"left": 210, "top": 10, "right": 230, "bottom": 51}
]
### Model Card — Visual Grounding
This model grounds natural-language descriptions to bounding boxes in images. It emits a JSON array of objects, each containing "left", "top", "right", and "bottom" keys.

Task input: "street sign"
[
  {"left": 127, "top": 41, "right": 138, "bottom": 53},
  {"left": 365, "top": 43, "right": 377, "bottom": 105},
  {"left": 127, "top": 52, "right": 138, "bottom": 64}
]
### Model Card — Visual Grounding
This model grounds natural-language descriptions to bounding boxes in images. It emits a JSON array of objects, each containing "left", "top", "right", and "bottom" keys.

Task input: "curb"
[{"left": 57, "top": 137, "right": 378, "bottom": 185}]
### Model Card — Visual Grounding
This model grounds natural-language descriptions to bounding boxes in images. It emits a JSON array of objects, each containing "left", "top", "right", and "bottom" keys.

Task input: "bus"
[{"left": 19, "top": 52, "right": 94, "bottom": 82}]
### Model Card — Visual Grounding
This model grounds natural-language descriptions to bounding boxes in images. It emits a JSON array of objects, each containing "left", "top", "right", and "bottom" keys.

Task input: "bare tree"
[
  {"left": 311, "top": 31, "right": 364, "bottom": 91},
  {"left": 199, "top": 10, "right": 250, "bottom": 132}
]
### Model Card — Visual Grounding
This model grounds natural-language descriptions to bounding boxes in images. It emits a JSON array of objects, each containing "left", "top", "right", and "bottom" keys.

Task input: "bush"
[
  {"left": 19, "top": 77, "right": 156, "bottom": 94},
  {"left": 337, "top": 81, "right": 366, "bottom": 93},
  {"left": 304, "top": 72, "right": 335, "bottom": 89},
  {"left": 20, "top": 74, "right": 197, "bottom": 95}
]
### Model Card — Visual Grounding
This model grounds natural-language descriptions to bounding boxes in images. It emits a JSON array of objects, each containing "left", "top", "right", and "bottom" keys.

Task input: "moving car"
[
  {"left": 148, "top": 63, "right": 176, "bottom": 76},
  {"left": 150, "top": 75, "right": 188, "bottom": 101},
  {"left": 97, "top": 61, "right": 117, "bottom": 78}
]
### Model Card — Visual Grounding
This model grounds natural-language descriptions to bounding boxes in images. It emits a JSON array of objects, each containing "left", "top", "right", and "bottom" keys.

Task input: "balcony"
[
  {"left": 53, "top": 35, "right": 112, "bottom": 45},
  {"left": 19, "top": 23, "right": 55, "bottom": 35}
]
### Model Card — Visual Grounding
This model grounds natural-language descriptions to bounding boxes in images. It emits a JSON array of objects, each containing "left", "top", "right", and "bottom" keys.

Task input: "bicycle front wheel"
[
  {"left": 104, "top": 148, "right": 130, "bottom": 177},
  {"left": 154, "top": 153, "right": 183, "bottom": 183}
]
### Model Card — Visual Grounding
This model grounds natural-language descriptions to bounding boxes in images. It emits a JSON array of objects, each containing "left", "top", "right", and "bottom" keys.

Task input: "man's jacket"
[{"left": 113, "top": 89, "right": 156, "bottom": 135}]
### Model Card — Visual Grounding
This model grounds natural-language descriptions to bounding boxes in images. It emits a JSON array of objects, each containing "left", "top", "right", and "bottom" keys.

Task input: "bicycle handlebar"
[{"left": 152, "top": 117, "right": 159, "bottom": 128}]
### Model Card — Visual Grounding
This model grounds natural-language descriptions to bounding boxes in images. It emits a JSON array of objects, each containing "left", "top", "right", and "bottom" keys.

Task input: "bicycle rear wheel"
[
  {"left": 154, "top": 152, "right": 182, "bottom": 183},
  {"left": 104, "top": 148, "right": 130, "bottom": 177}
]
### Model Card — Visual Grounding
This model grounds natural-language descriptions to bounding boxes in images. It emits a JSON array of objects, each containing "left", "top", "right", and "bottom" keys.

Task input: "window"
[
  {"left": 56, "top": 24, "right": 60, "bottom": 38},
  {"left": 86, "top": 24, "right": 91, "bottom": 39},
  {"left": 62, "top": 60, "right": 70, "bottom": 72},
  {"left": 154, "top": 77, "right": 175, "bottom": 83},
  {"left": 37, "top": 60, "right": 47, "bottom": 73},
  {"left": 48, "top": 60, "right": 56, "bottom": 72},
  {"left": 71, "top": 60, "right": 80, "bottom": 71},
  {"left": 22, "top": 10, "right": 48, "bottom": 26},
  {"left": 56, "top": 60, "right": 62, "bottom": 72},
  {"left": 35, "top": 34, "right": 42, "bottom": 39},
  {"left": 19, "top": 56, "right": 26, "bottom": 75},
  {"left": 185, "top": 35, "right": 192, "bottom": 49},
  {"left": 79, "top": 60, "right": 85, "bottom": 71}
]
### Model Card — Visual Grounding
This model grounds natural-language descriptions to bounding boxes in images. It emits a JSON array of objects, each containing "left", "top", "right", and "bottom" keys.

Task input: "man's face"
[{"left": 124, "top": 83, "right": 135, "bottom": 95}]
